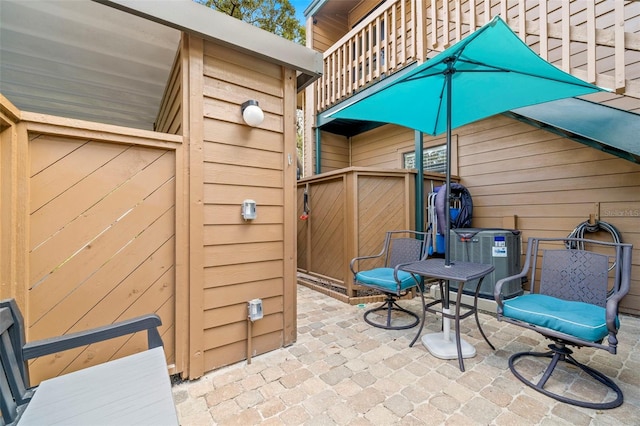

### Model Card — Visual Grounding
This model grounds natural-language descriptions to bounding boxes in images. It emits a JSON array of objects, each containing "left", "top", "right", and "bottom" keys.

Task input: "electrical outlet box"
[{"left": 248, "top": 299, "right": 263, "bottom": 321}]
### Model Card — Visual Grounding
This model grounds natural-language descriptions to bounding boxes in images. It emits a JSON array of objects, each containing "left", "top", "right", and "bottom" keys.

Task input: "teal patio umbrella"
[
  {"left": 328, "top": 16, "right": 602, "bottom": 266},
  {"left": 327, "top": 16, "right": 602, "bottom": 358}
]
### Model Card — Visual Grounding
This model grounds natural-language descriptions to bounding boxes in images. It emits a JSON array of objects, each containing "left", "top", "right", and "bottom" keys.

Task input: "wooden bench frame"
[{"left": 0, "top": 299, "right": 177, "bottom": 425}]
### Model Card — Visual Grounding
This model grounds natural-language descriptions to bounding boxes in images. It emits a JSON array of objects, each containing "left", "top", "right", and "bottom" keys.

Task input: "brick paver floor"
[{"left": 172, "top": 284, "right": 640, "bottom": 425}]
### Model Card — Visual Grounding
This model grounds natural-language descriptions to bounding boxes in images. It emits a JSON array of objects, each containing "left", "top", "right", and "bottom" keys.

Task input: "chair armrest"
[
  {"left": 393, "top": 262, "right": 421, "bottom": 292},
  {"left": 494, "top": 271, "right": 528, "bottom": 311},
  {"left": 604, "top": 244, "right": 632, "bottom": 340},
  {"left": 349, "top": 253, "right": 384, "bottom": 275},
  {"left": 22, "top": 314, "right": 163, "bottom": 360}
]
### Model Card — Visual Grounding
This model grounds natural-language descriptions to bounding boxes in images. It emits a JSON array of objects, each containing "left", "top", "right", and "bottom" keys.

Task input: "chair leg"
[
  {"left": 364, "top": 295, "right": 419, "bottom": 330},
  {"left": 509, "top": 343, "right": 623, "bottom": 409}
]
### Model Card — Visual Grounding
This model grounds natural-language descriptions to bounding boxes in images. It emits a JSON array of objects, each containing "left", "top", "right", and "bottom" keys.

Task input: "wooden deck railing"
[
  {"left": 316, "top": 0, "right": 640, "bottom": 112},
  {"left": 317, "top": 0, "right": 420, "bottom": 110}
]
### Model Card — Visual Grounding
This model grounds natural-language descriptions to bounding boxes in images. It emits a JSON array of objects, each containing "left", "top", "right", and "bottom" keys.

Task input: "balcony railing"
[{"left": 316, "top": 0, "right": 640, "bottom": 113}]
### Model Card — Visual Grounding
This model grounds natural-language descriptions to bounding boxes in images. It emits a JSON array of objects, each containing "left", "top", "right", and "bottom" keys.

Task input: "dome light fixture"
[{"left": 241, "top": 100, "right": 264, "bottom": 127}]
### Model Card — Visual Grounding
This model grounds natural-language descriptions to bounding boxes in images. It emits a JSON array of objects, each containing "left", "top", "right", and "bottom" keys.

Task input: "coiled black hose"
[
  {"left": 566, "top": 219, "right": 622, "bottom": 272},
  {"left": 566, "top": 220, "right": 622, "bottom": 249}
]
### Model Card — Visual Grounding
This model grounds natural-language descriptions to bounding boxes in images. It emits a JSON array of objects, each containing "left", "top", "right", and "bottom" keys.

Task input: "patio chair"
[
  {"left": 494, "top": 237, "right": 632, "bottom": 409},
  {"left": 350, "top": 230, "right": 430, "bottom": 330},
  {"left": 0, "top": 298, "right": 177, "bottom": 425}
]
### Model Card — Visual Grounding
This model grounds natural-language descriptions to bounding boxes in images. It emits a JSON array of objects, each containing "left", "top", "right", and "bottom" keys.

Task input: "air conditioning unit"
[{"left": 448, "top": 228, "right": 523, "bottom": 299}]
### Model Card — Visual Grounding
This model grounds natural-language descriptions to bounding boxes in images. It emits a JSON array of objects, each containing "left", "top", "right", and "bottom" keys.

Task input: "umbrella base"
[{"left": 422, "top": 332, "right": 476, "bottom": 360}]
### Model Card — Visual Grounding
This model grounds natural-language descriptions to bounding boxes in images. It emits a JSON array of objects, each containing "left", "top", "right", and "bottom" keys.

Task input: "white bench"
[{"left": 0, "top": 299, "right": 178, "bottom": 425}]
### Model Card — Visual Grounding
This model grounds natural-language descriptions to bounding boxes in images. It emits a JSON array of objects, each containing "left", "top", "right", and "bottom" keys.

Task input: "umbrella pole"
[
  {"left": 443, "top": 64, "right": 453, "bottom": 342},
  {"left": 444, "top": 67, "right": 452, "bottom": 269},
  {"left": 422, "top": 59, "right": 475, "bottom": 363}
]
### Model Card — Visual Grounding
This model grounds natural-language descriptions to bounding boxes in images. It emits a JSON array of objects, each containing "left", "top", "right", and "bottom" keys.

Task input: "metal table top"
[{"left": 401, "top": 258, "right": 495, "bottom": 282}]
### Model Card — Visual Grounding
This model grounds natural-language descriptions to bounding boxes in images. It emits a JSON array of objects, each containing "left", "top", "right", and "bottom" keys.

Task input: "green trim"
[
  {"left": 414, "top": 131, "right": 424, "bottom": 233},
  {"left": 315, "top": 127, "right": 321, "bottom": 174},
  {"left": 304, "top": 0, "right": 327, "bottom": 18}
]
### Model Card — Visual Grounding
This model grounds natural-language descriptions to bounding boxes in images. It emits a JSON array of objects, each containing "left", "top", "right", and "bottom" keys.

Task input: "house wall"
[
  {"left": 348, "top": 0, "right": 384, "bottom": 28},
  {"left": 319, "top": 130, "right": 350, "bottom": 173},
  {"left": 310, "top": 7, "right": 349, "bottom": 52},
  {"left": 350, "top": 124, "right": 458, "bottom": 174},
  {"left": 180, "top": 35, "right": 298, "bottom": 377},
  {"left": 344, "top": 114, "right": 640, "bottom": 315}
]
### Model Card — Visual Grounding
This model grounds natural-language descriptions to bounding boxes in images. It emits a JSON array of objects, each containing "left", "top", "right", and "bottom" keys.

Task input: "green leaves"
[{"left": 195, "top": 0, "right": 306, "bottom": 44}]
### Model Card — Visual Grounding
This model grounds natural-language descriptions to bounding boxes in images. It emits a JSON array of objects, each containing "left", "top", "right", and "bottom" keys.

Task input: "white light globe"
[{"left": 242, "top": 102, "right": 264, "bottom": 127}]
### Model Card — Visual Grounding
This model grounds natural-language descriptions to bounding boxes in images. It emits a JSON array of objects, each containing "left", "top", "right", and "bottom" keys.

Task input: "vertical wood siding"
[
  {"left": 356, "top": 174, "right": 413, "bottom": 270},
  {"left": 198, "top": 40, "right": 296, "bottom": 373},
  {"left": 25, "top": 125, "right": 178, "bottom": 384},
  {"left": 317, "top": 0, "right": 418, "bottom": 110}
]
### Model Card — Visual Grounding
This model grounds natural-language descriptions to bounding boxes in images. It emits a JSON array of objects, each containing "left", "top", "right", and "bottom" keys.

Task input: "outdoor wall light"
[
  {"left": 241, "top": 100, "right": 264, "bottom": 127},
  {"left": 241, "top": 199, "right": 257, "bottom": 221}
]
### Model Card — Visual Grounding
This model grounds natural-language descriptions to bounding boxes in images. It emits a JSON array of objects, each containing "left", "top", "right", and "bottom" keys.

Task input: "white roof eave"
[
  {"left": 0, "top": 0, "right": 322, "bottom": 131},
  {"left": 97, "top": 0, "right": 323, "bottom": 81}
]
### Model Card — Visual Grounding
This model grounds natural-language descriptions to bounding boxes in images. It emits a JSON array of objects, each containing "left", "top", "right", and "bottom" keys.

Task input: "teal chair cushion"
[
  {"left": 356, "top": 268, "right": 417, "bottom": 292},
  {"left": 503, "top": 294, "right": 617, "bottom": 342}
]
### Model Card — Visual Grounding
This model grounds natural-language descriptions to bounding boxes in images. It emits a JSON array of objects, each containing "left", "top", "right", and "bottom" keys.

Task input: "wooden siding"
[
  {"left": 310, "top": 2, "right": 352, "bottom": 53},
  {"left": 349, "top": 0, "right": 386, "bottom": 28},
  {"left": 2, "top": 27, "right": 302, "bottom": 380},
  {"left": 319, "top": 130, "right": 350, "bottom": 173},
  {"left": 196, "top": 39, "right": 297, "bottom": 374},
  {"left": 350, "top": 124, "right": 458, "bottom": 179},
  {"left": 0, "top": 109, "right": 182, "bottom": 385},
  {"left": 457, "top": 115, "right": 640, "bottom": 315},
  {"left": 155, "top": 48, "right": 182, "bottom": 135},
  {"left": 340, "top": 115, "right": 640, "bottom": 315}
]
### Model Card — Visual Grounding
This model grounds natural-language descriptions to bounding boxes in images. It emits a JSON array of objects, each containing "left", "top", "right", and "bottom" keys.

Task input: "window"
[{"left": 403, "top": 144, "right": 447, "bottom": 174}]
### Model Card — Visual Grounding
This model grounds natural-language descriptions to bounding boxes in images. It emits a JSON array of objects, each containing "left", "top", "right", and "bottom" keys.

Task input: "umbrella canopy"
[
  {"left": 329, "top": 16, "right": 602, "bottom": 136},
  {"left": 328, "top": 16, "right": 603, "bottom": 267}
]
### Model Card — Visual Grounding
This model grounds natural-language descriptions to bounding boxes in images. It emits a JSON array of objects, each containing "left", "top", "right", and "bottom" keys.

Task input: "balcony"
[{"left": 313, "top": 0, "right": 640, "bottom": 114}]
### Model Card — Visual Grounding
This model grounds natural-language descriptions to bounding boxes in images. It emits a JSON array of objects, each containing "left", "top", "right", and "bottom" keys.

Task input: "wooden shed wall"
[
  {"left": 345, "top": 115, "right": 640, "bottom": 315},
  {"left": 183, "top": 36, "right": 298, "bottom": 376},
  {"left": 156, "top": 49, "right": 183, "bottom": 135}
]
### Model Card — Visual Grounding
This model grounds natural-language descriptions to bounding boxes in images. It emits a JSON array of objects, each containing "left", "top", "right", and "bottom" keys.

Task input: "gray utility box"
[{"left": 449, "top": 228, "right": 523, "bottom": 299}]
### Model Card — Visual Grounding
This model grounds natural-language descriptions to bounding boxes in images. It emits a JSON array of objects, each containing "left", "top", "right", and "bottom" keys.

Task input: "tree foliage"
[{"left": 195, "top": 0, "right": 305, "bottom": 45}]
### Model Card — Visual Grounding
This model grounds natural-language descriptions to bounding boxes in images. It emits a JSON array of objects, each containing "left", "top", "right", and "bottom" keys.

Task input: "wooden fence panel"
[
  {"left": 26, "top": 130, "right": 177, "bottom": 385},
  {"left": 309, "top": 176, "right": 346, "bottom": 281},
  {"left": 356, "top": 175, "right": 411, "bottom": 271},
  {"left": 297, "top": 168, "right": 421, "bottom": 302}
]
